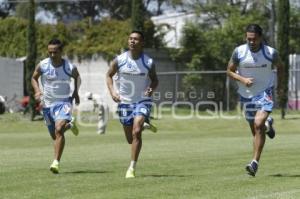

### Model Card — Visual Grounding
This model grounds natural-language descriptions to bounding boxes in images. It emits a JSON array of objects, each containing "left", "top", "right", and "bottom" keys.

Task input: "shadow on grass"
[
  {"left": 63, "top": 170, "right": 110, "bottom": 174},
  {"left": 141, "top": 174, "right": 191, "bottom": 178},
  {"left": 269, "top": 173, "right": 300, "bottom": 178}
]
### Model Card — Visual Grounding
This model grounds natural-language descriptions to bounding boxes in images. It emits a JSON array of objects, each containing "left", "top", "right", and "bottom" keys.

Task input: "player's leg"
[
  {"left": 49, "top": 119, "right": 68, "bottom": 174},
  {"left": 123, "top": 125, "right": 133, "bottom": 144},
  {"left": 49, "top": 102, "right": 72, "bottom": 174},
  {"left": 126, "top": 102, "right": 151, "bottom": 178},
  {"left": 54, "top": 120, "right": 69, "bottom": 161},
  {"left": 125, "top": 115, "right": 144, "bottom": 178},
  {"left": 143, "top": 118, "right": 157, "bottom": 133},
  {"left": 117, "top": 103, "right": 137, "bottom": 178},
  {"left": 142, "top": 101, "right": 157, "bottom": 133},
  {"left": 118, "top": 103, "right": 134, "bottom": 143},
  {"left": 243, "top": 99, "right": 260, "bottom": 176},
  {"left": 123, "top": 125, "right": 135, "bottom": 178},
  {"left": 42, "top": 107, "right": 56, "bottom": 140},
  {"left": 131, "top": 115, "right": 145, "bottom": 162},
  {"left": 246, "top": 110, "right": 268, "bottom": 176},
  {"left": 69, "top": 116, "right": 79, "bottom": 136},
  {"left": 253, "top": 110, "right": 268, "bottom": 162},
  {"left": 265, "top": 116, "right": 275, "bottom": 138},
  {"left": 42, "top": 107, "right": 60, "bottom": 173},
  {"left": 262, "top": 88, "right": 275, "bottom": 139}
]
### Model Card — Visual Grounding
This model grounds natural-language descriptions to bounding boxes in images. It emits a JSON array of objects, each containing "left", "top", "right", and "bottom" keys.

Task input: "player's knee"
[
  {"left": 55, "top": 125, "right": 64, "bottom": 134},
  {"left": 132, "top": 131, "right": 142, "bottom": 141},
  {"left": 132, "top": 126, "right": 142, "bottom": 136},
  {"left": 254, "top": 121, "right": 264, "bottom": 133}
]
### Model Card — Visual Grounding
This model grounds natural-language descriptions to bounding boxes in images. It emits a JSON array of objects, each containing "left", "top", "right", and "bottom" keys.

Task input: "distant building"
[{"left": 151, "top": 12, "right": 199, "bottom": 48}]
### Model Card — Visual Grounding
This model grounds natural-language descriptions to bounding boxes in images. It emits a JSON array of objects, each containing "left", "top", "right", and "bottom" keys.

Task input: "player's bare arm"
[
  {"left": 106, "top": 59, "right": 121, "bottom": 102},
  {"left": 31, "top": 63, "right": 42, "bottom": 102},
  {"left": 71, "top": 67, "right": 81, "bottom": 105},
  {"left": 145, "top": 63, "right": 159, "bottom": 97},
  {"left": 227, "top": 61, "right": 254, "bottom": 87}
]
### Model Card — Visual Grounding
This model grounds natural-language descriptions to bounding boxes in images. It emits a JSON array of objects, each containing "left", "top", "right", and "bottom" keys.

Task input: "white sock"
[
  {"left": 252, "top": 159, "right": 259, "bottom": 165},
  {"left": 53, "top": 159, "right": 59, "bottom": 164},
  {"left": 129, "top": 161, "right": 136, "bottom": 170}
]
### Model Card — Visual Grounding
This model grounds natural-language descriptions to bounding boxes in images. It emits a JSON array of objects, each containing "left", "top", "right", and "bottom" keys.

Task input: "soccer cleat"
[
  {"left": 50, "top": 160, "right": 59, "bottom": 174},
  {"left": 143, "top": 122, "right": 157, "bottom": 133},
  {"left": 125, "top": 168, "right": 136, "bottom": 178},
  {"left": 245, "top": 161, "right": 258, "bottom": 177},
  {"left": 265, "top": 117, "right": 275, "bottom": 139},
  {"left": 70, "top": 117, "right": 79, "bottom": 136}
]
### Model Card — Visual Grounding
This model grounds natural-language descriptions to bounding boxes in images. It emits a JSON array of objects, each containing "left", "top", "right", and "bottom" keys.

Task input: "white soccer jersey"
[
  {"left": 231, "top": 44, "right": 277, "bottom": 98},
  {"left": 115, "top": 51, "right": 153, "bottom": 104},
  {"left": 40, "top": 58, "right": 75, "bottom": 107}
]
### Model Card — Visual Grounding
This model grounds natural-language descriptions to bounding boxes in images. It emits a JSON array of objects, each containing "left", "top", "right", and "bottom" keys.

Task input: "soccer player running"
[
  {"left": 31, "top": 39, "right": 81, "bottom": 174},
  {"left": 227, "top": 24, "right": 284, "bottom": 176},
  {"left": 106, "top": 30, "right": 158, "bottom": 178}
]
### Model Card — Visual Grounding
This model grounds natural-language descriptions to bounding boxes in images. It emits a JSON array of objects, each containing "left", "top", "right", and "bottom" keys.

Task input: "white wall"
[
  {"left": 151, "top": 12, "right": 198, "bottom": 48},
  {"left": 0, "top": 57, "right": 24, "bottom": 100},
  {"left": 73, "top": 56, "right": 117, "bottom": 112}
]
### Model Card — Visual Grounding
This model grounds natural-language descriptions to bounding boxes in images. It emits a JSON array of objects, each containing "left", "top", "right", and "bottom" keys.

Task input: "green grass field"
[{"left": 1, "top": 111, "right": 300, "bottom": 199}]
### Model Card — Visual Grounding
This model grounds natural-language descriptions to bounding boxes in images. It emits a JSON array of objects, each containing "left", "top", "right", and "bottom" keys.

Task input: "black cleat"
[
  {"left": 245, "top": 161, "right": 258, "bottom": 177},
  {"left": 265, "top": 117, "right": 275, "bottom": 139}
]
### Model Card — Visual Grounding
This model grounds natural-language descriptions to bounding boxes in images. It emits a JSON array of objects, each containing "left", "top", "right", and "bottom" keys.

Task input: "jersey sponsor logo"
[
  {"left": 120, "top": 72, "right": 146, "bottom": 76},
  {"left": 244, "top": 64, "right": 267, "bottom": 68}
]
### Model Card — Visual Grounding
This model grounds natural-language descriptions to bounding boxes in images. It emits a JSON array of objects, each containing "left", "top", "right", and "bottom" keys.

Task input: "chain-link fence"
[
  {"left": 155, "top": 67, "right": 300, "bottom": 112},
  {"left": 155, "top": 71, "right": 235, "bottom": 112}
]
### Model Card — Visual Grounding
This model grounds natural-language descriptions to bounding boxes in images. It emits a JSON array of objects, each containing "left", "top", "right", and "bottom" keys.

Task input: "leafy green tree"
[
  {"left": 40, "top": 0, "right": 132, "bottom": 23},
  {"left": 131, "top": 0, "right": 145, "bottom": 31},
  {"left": 15, "top": 2, "right": 30, "bottom": 19},
  {"left": 0, "top": 17, "right": 27, "bottom": 57}
]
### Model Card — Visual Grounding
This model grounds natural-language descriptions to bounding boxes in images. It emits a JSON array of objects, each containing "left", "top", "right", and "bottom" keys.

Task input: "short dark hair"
[
  {"left": 246, "top": 24, "right": 263, "bottom": 36},
  {"left": 130, "top": 30, "right": 144, "bottom": 40},
  {"left": 48, "top": 38, "right": 63, "bottom": 50}
]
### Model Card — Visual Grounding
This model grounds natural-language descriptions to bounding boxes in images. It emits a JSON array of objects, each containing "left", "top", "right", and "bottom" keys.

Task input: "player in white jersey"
[
  {"left": 227, "top": 24, "right": 284, "bottom": 176},
  {"left": 31, "top": 39, "right": 81, "bottom": 174},
  {"left": 106, "top": 31, "right": 159, "bottom": 178}
]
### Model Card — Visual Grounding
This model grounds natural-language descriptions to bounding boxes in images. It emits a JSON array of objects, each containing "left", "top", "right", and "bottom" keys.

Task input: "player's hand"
[
  {"left": 111, "top": 92, "right": 121, "bottom": 103},
  {"left": 243, "top": 77, "right": 254, "bottom": 87},
  {"left": 34, "top": 92, "right": 42, "bottom": 102},
  {"left": 144, "top": 87, "right": 153, "bottom": 97},
  {"left": 72, "top": 92, "right": 80, "bottom": 105}
]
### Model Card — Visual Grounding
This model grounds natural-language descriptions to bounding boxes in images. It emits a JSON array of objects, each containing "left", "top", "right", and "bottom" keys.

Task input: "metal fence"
[
  {"left": 156, "top": 68, "right": 300, "bottom": 111},
  {"left": 155, "top": 71, "right": 233, "bottom": 111}
]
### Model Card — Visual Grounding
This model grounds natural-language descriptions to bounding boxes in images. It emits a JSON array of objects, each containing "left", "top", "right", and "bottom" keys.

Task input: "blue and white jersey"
[
  {"left": 231, "top": 44, "right": 278, "bottom": 98},
  {"left": 40, "top": 58, "right": 75, "bottom": 107},
  {"left": 115, "top": 51, "right": 153, "bottom": 104}
]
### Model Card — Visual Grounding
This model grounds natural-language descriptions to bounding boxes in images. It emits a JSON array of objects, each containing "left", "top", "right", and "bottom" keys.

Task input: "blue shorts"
[
  {"left": 240, "top": 88, "right": 273, "bottom": 122},
  {"left": 43, "top": 101, "right": 72, "bottom": 135},
  {"left": 118, "top": 100, "right": 152, "bottom": 126}
]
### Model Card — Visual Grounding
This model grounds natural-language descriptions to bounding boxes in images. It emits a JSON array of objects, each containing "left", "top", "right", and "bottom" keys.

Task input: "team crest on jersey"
[{"left": 126, "top": 60, "right": 140, "bottom": 72}]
